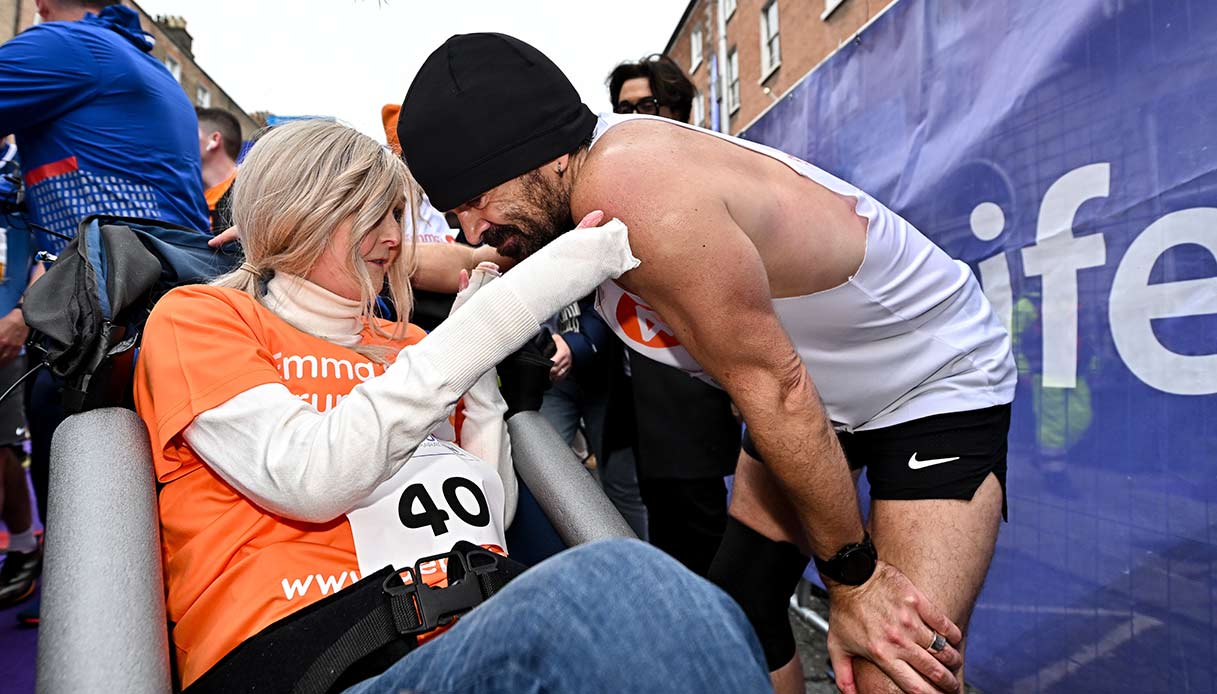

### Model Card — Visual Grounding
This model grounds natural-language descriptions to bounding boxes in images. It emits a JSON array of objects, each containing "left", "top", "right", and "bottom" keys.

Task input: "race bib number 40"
[{"left": 345, "top": 437, "right": 507, "bottom": 577}]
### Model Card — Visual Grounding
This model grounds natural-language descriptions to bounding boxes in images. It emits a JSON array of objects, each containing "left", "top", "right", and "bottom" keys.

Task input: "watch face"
[{"left": 838, "top": 549, "right": 877, "bottom": 585}]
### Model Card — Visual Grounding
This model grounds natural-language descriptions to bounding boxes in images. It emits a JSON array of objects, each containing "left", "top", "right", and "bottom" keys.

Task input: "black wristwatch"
[{"left": 813, "top": 533, "right": 878, "bottom": 586}]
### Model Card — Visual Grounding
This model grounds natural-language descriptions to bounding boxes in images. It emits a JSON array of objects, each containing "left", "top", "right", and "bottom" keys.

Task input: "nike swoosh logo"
[{"left": 908, "top": 453, "right": 961, "bottom": 470}]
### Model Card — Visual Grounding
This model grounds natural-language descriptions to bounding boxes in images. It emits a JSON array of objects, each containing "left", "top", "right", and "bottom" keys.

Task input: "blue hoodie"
[{"left": 0, "top": 5, "right": 209, "bottom": 253}]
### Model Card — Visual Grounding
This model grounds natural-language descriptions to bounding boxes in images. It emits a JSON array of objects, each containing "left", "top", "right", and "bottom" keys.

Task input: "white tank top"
[{"left": 592, "top": 114, "right": 1015, "bottom": 432}]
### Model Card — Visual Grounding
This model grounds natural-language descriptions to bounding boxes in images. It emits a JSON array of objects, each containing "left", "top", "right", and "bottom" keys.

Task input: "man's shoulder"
[
  {"left": 2, "top": 21, "right": 83, "bottom": 59},
  {"left": 584, "top": 119, "right": 681, "bottom": 176},
  {"left": 572, "top": 120, "right": 691, "bottom": 216}
]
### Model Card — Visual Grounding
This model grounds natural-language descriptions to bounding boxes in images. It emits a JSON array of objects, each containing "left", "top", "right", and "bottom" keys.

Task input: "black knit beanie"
[{"left": 397, "top": 33, "right": 598, "bottom": 212}]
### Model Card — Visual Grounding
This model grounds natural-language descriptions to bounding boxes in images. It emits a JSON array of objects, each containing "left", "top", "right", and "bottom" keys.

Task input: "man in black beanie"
[{"left": 400, "top": 33, "right": 1014, "bottom": 694}]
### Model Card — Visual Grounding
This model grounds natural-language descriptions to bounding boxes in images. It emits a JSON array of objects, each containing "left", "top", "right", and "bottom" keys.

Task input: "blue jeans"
[{"left": 345, "top": 539, "right": 771, "bottom": 694}]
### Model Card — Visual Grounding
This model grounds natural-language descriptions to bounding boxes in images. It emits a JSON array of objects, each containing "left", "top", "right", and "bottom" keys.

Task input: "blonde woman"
[{"left": 132, "top": 120, "right": 769, "bottom": 693}]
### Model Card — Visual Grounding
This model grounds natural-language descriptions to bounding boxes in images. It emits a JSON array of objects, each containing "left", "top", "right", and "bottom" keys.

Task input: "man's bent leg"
[
  {"left": 851, "top": 473, "right": 1003, "bottom": 693},
  {"left": 346, "top": 538, "right": 771, "bottom": 694},
  {"left": 709, "top": 451, "right": 811, "bottom": 694}
]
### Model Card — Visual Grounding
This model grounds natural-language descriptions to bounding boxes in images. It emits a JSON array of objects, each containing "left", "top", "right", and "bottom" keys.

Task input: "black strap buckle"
[{"left": 381, "top": 547, "right": 503, "bottom": 636}]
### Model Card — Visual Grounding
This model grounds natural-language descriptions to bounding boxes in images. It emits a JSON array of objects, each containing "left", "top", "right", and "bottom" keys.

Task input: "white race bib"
[{"left": 346, "top": 436, "right": 507, "bottom": 577}]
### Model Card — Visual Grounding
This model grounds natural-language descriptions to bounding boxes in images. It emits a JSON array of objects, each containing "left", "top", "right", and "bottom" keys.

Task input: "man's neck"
[
  {"left": 201, "top": 157, "right": 237, "bottom": 190},
  {"left": 564, "top": 146, "right": 591, "bottom": 200},
  {"left": 45, "top": 8, "right": 88, "bottom": 21}
]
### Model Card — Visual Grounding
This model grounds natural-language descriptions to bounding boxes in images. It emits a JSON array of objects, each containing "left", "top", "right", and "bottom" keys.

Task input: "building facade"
[
  {"left": 0, "top": 0, "right": 259, "bottom": 138},
  {"left": 665, "top": 0, "right": 891, "bottom": 134}
]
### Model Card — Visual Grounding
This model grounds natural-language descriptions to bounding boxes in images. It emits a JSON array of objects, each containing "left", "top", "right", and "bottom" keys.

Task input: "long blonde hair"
[{"left": 213, "top": 119, "right": 418, "bottom": 361}]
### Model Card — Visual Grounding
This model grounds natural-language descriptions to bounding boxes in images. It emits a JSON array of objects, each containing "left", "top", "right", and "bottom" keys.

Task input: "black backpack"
[{"left": 23, "top": 215, "right": 240, "bottom": 412}]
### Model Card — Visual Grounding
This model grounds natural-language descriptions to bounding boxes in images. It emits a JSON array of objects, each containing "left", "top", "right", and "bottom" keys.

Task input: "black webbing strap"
[{"left": 292, "top": 542, "right": 527, "bottom": 694}]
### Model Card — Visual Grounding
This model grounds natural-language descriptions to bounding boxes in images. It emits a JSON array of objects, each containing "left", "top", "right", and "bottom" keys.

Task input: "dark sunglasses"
[{"left": 614, "top": 97, "right": 662, "bottom": 115}]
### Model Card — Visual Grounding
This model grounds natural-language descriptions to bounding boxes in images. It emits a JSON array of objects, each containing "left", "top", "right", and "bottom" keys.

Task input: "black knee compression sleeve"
[{"left": 707, "top": 517, "right": 810, "bottom": 670}]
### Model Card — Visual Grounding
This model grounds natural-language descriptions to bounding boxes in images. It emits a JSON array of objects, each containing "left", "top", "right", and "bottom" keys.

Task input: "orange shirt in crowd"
[{"left": 203, "top": 169, "right": 236, "bottom": 211}]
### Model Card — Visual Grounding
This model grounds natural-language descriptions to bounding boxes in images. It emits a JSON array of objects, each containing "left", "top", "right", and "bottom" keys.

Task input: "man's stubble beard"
[{"left": 489, "top": 169, "right": 574, "bottom": 259}]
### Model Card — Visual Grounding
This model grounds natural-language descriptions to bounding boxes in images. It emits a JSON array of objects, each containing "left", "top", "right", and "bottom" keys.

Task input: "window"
[
  {"left": 692, "top": 90, "right": 706, "bottom": 128},
  {"left": 690, "top": 26, "right": 703, "bottom": 70},
  {"left": 723, "top": 0, "right": 737, "bottom": 21},
  {"left": 823, "top": 0, "right": 847, "bottom": 19},
  {"left": 164, "top": 55, "right": 181, "bottom": 82},
  {"left": 196, "top": 85, "right": 211, "bottom": 108},
  {"left": 726, "top": 47, "right": 740, "bottom": 114},
  {"left": 760, "top": 1, "right": 781, "bottom": 78}
]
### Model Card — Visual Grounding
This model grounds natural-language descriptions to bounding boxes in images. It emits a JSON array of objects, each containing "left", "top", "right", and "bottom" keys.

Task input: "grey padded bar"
[
  {"left": 507, "top": 411, "right": 636, "bottom": 545},
  {"left": 37, "top": 408, "right": 172, "bottom": 694}
]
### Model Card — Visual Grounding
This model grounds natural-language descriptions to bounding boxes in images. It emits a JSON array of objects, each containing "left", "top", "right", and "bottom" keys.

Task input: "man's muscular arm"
[
  {"left": 574, "top": 173, "right": 862, "bottom": 558},
  {"left": 573, "top": 131, "right": 963, "bottom": 694}
]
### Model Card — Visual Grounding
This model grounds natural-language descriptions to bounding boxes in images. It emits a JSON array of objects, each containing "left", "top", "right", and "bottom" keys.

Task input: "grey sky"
[{"left": 135, "top": 0, "right": 691, "bottom": 142}]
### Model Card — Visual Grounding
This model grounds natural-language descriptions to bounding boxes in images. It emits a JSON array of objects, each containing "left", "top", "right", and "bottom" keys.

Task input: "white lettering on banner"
[
  {"left": 1021, "top": 164, "right": 1109, "bottom": 389},
  {"left": 972, "top": 162, "right": 1217, "bottom": 396},
  {"left": 1109, "top": 208, "right": 1217, "bottom": 395},
  {"left": 971, "top": 203, "right": 1014, "bottom": 335}
]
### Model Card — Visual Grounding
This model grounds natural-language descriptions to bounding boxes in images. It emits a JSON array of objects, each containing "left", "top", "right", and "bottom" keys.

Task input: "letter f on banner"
[{"left": 1022, "top": 163, "right": 1109, "bottom": 388}]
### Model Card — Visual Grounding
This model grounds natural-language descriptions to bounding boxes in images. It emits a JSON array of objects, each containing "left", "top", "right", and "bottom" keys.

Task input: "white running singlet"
[{"left": 592, "top": 114, "right": 1016, "bottom": 433}]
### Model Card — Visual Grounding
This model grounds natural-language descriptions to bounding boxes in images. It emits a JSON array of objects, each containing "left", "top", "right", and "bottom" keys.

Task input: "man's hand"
[
  {"left": 826, "top": 561, "right": 964, "bottom": 694},
  {"left": 549, "top": 333, "right": 572, "bottom": 382},
  {"left": 0, "top": 307, "right": 27, "bottom": 367},
  {"left": 208, "top": 225, "right": 240, "bottom": 247}
]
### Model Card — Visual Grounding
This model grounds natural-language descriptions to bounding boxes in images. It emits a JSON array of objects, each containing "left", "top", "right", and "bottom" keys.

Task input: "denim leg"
[{"left": 345, "top": 539, "right": 771, "bottom": 694}]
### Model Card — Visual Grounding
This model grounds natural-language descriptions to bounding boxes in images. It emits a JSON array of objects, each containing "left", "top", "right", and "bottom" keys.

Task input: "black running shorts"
[{"left": 741, "top": 404, "right": 1010, "bottom": 519}]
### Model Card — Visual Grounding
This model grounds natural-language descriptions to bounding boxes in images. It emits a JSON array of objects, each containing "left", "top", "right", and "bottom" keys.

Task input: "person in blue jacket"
[
  {"left": 0, "top": 138, "right": 38, "bottom": 609},
  {"left": 0, "top": 0, "right": 209, "bottom": 255},
  {"left": 0, "top": 0, "right": 210, "bottom": 626}
]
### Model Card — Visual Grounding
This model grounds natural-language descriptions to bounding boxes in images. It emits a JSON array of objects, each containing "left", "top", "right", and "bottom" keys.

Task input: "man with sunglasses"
[
  {"left": 400, "top": 33, "right": 1014, "bottom": 694},
  {"left": 608, "top": 54, "right": 694, "bottom": 121}
]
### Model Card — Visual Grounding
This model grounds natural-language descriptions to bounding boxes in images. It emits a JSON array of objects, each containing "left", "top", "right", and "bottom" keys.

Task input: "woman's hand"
[
  {"left": 208, "top": 225, "right": 241, "bottom": 247},
  {"left": 452, "top": 262, "right": 502, "bottom": 315}
]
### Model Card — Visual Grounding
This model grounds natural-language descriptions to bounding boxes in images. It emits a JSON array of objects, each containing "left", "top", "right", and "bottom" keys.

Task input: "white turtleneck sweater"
[
  {"left": 182, "top": 272, "right": 514, "bottom": 524},
  {"left": 179, "top": 220, "right": 638, "bottom": 526}
]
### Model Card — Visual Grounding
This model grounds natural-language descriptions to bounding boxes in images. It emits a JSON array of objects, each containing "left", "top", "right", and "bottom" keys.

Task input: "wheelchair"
[{"left": 25, "top": 218, "right": 635, "bottom": 693}]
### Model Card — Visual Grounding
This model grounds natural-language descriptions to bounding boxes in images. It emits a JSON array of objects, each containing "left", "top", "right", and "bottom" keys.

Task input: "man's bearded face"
[{"left": 479, "top": 169, "right": 574, "bottom": 259}]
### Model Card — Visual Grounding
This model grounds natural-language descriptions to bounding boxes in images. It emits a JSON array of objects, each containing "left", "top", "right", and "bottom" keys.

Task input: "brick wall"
[
  {"left": 666, "top": 1, "right": 717, "bottom": 128},
  {"left": 667, "top": 0, "right": 889, "bottom": 134},
  {"left": 0, "top": 0, "right": 38, "bottom": 44}
]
